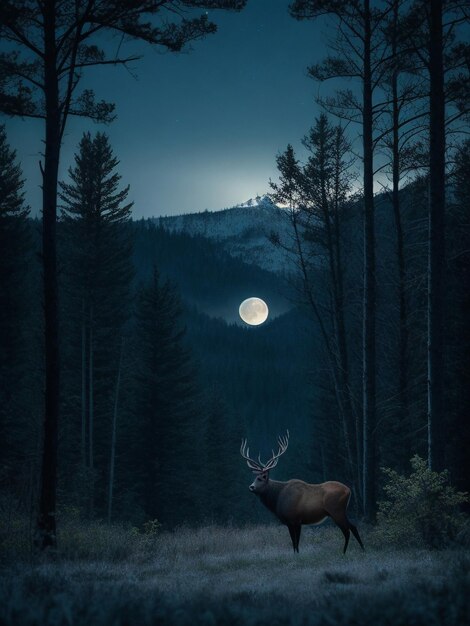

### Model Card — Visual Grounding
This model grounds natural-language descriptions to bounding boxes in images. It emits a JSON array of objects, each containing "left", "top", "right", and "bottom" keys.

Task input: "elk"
[{"left": 240, "top": 432, "right": 364, "bottom": 554}]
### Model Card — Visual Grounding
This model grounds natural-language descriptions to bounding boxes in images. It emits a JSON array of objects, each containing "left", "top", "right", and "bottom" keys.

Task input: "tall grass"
[{"left": 0, "top": 521, "right": 469, "bottom": 625}]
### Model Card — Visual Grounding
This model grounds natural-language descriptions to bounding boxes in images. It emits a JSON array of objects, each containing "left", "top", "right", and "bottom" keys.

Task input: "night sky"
[{"left": 5, "top": 0, "right": 328, "bottom": 218}]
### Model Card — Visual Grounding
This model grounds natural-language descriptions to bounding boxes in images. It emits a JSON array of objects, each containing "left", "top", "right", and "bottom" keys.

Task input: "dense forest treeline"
[
  {"left": 270, "top": 131, "right": 469, "bottom": 513},
  {"left": 285, "top": 0, "right": 469, "bottom": 521},
  {"left": 0, "top": 0, "right": 469, "bottom": 550},
  {"left": 0, "top": 124, "right": 468, "bottom": 533},
  {"left": 0, "top": 0, "right": 250, "bottom": 550},
  {"left": 0, "top": 130, "right": 314, "bottom": 527}
]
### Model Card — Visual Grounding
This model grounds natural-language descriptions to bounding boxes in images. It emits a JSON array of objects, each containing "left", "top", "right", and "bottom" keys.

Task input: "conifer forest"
[{"left": 0, "top": 1, "right": 469, "bottom": 624}]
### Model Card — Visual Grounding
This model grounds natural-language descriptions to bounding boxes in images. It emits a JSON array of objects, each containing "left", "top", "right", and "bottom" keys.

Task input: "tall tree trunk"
[
  {"left": 391, "top": 0, "right": 409, "bottom": 463},
  {"left": 107, "top": 339, "right": 123, "bottom": 524},
  {"left": 334, "top": 217, "right": 360, "bottom": 501},
  {"left": 427, "top": 0, "right": 446, "bottom": 471},
  {"left": 81, "top": 303, "right": 87, "bottom": 472},
  {"left": 362, "top": 0, "right": 377, "bottom": 521},
  {"left": 321, "top": 160, "right": 357, "bottom": 493},
  {"left": 36, "top": 0, "right": 60, "bottom": 550},
  {"left": 332, "top": 129, "right": 361, "bottom": 503},
  {"left": 392, "top": 82, "right": 410, "bottom": 459},
  {"left": 88, "top": 310, "right": 94, "bottom": 516}
]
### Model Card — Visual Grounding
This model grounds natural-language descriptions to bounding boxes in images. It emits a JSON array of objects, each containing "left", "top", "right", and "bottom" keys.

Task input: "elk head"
[{"left": 240, "top": 431, "right": 289, "bottom": 494}]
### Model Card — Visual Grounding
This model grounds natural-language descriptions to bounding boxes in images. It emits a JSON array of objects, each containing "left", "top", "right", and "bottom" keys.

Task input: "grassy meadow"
[{"left": 1, "top": 519, "right": 469, "bottom": 625}]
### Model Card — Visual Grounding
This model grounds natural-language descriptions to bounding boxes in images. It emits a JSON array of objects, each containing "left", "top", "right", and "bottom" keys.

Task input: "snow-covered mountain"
[{"left": 155, "top": 195, "right": 293, "bottom": 274}]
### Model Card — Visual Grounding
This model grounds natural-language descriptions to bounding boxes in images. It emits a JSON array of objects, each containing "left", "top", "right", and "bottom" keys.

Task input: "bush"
[
  {"left": 142, "top": 518, "right": 162, "bottom": 536},
  {"left": 376, "top": 455, "right": 469, "bottom": 548}
]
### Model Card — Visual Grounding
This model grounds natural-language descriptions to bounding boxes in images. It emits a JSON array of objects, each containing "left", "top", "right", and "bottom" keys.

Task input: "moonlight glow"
[{"left": 239, "top": 297, "right": 269, "bottom": 326}]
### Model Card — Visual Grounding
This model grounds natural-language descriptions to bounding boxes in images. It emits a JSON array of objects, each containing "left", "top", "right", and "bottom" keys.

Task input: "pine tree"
[
  {"left": 270, "top": 118, "right": 358, "bottom": 496},
  {"left": 133, "top": 270, "right": 203, "bottom": 527},
  {"left": 203, "top": 388, "right": 242, "bottom": 524},
  {"left": 0, "top": 125, "right": 30, "bottom": 488},
  {"left": 302, "top": 116, "right": 358, "bottom": 492},
  {"left": 59, "top": 132, "right": 133, "bottom": 516}
]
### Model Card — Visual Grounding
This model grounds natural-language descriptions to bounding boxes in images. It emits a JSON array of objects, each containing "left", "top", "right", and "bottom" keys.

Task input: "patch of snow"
[{"left": 154, "top": 197, "right": 295, "bottom": 274}]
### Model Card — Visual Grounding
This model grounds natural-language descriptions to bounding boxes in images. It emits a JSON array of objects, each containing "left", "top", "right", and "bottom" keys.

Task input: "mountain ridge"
[
  {"left": 153, "top": 195, "right": 293, "bottom": 274},
  {"left": 132, "top": 219, "right": 293, "bottom": 324}
]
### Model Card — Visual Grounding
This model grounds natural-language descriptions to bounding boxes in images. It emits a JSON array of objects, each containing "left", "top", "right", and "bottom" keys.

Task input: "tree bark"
[
  {"left": 107, "top": 339, "right": 123, "bottom": 524},
  {"left": 391, "top": 0, "right": 409, "bottom": 461},
  {"left": 88, "top": 309, "right": 94, "bottom": 516},
  {"left": 362, "top": 0, "right": 377, "bottom": 521},
  {"left": 81, "top": 306, "right": 86, "bottom": 472},
  {"left": 392, "top": 89, "right": 410, "bottom": 458},
  {"left": 332, "top": 129, "right": 360, "bottom": 503},
  {"left": 427, "top": 0, "right": 446, "bottom": 471},
  {"left": 36, "top": 0, "right": 60, "bottom": 551}
]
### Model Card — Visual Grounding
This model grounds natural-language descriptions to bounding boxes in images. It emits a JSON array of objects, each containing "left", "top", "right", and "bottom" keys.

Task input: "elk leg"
[
  {"left": 295, "top": 525, "right": 301, "bottom": 553},
  {"left": 287, "top": 525, "right": 297, "bottom": 553},
  {"left": 332, "top": 517, "right": 350, "bottom": 554},
  {"left": 340, "top": 525, "right": 350, "bottom": 554},
  {"left": 349, "top": 522, "right": 365, "bottom": 550}
]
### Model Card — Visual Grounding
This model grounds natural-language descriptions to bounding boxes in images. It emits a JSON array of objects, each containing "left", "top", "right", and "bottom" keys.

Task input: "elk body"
[{"left": 241, "top": 433, "right": 364, "bottom": 554}]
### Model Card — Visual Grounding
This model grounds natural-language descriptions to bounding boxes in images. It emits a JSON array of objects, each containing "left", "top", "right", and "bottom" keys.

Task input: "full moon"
[{"left": 239, "top": 297, "right": 269, "bottom": 326}]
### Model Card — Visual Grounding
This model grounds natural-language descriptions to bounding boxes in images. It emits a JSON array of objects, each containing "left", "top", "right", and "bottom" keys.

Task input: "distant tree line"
[{"left": 1, "top": 112, "right": 467, "bottom": 534}]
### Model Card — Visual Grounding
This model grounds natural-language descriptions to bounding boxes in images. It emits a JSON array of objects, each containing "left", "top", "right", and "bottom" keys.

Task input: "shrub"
[
  {"left": 376, "top": 455, "right": 469, "bottom": 548},
  {"left": 142, "top": 519, "right": 162, "bottom": 536}
]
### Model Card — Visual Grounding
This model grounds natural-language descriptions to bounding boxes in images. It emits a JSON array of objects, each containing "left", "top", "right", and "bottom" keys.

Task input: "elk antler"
[
  {"left": 263, "top": 431, "right": 289, "bottom": 471},
  {"left": 240, "top": 431, "right": 290, "bottom": 472},
  {"left": 240, "top": 439, "right": 265, "bottom": 471}
]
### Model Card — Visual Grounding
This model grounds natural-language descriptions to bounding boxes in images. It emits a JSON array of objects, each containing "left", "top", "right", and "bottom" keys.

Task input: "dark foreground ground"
[{"left": 0, "top": 523, "right": 469, "bottom": 625}]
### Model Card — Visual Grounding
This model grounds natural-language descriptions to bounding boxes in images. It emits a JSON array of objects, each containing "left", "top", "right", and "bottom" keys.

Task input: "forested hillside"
[
  {"left": 132, "top": 219, "right": 293, "bottom": 323},
  {"left": 155, "top": 195, "right": 291, "bottom": 273},
  {"left": 0, "top": 197, "right": 314, "bottom": 527}
]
